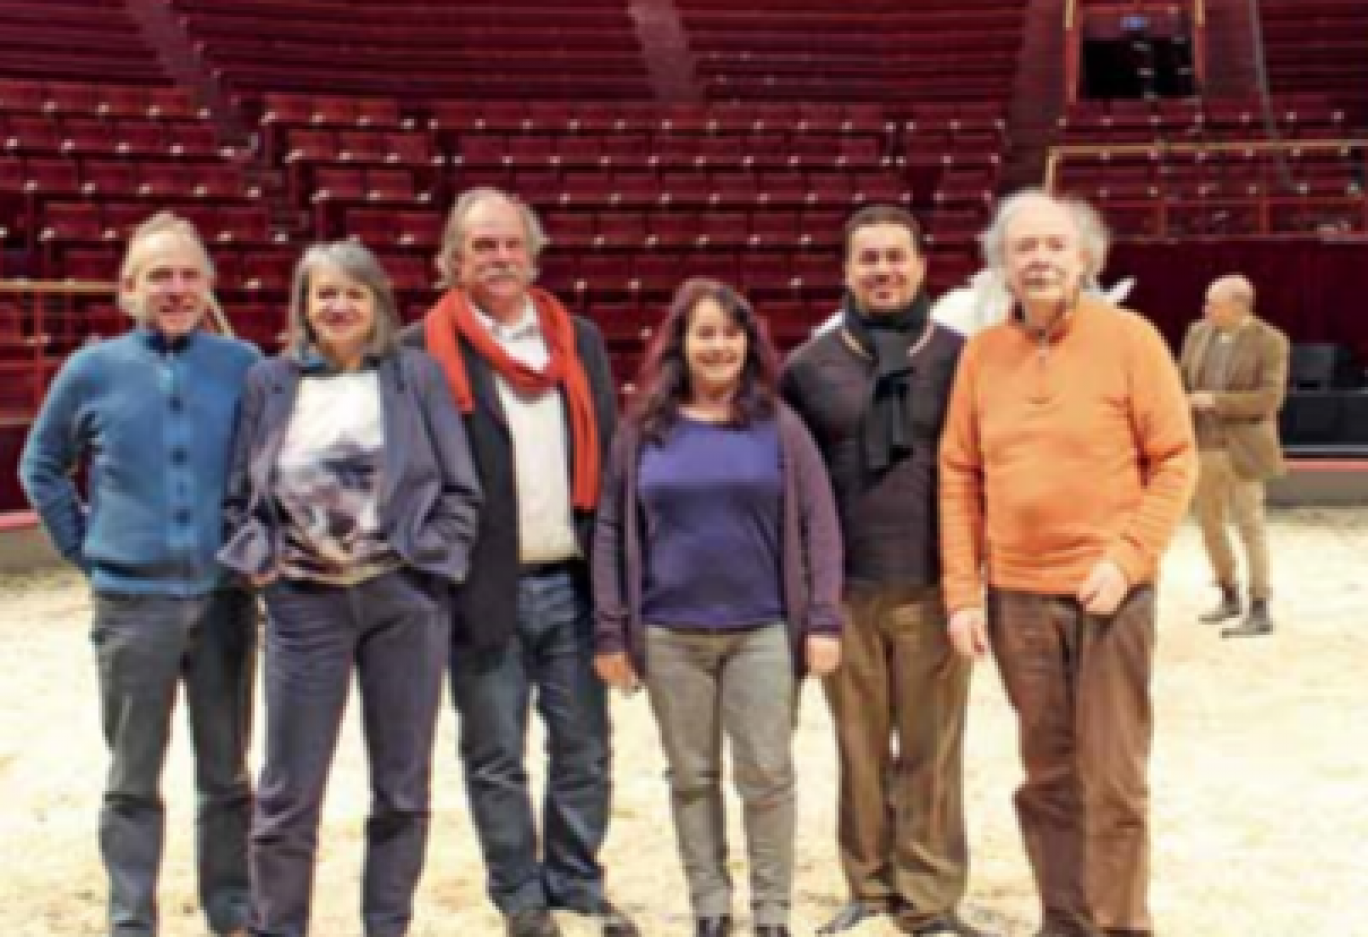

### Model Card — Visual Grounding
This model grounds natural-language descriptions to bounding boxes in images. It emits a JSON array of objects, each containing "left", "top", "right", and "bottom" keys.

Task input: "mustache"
[{"left": 1023, "top": 265, "right": 1064, "bottom": 282}]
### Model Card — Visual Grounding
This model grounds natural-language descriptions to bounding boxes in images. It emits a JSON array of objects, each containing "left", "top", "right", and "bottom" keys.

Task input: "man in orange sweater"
[{"left": 939, "top": 190, "right": 1197, "bottom": 937}]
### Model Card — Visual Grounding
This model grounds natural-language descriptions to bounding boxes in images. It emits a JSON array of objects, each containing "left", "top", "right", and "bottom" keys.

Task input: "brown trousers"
[
  {"left": 1193, "top": 449, "right": 1272, "bottom": 600},
  {"left": 987, "top": 586, "right": 1156, "bottom": 937},
  {"left": 823, "top": 584, "right": 971, "bottom": 926}
]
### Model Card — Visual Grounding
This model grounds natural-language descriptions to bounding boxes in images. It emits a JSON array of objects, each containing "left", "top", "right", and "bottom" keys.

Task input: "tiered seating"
[
  {"left": 882, "top": 2, "right": 1024, "bottom": 105},
  {"left": 683, "top": 0, "right": 1024, "bottom": 106},
  {"left": 0, "top": 283, "right": 124, "bottom": 423},
  {"left": 1058, "top": 95, "right": 1351, "bottom": 145},
  {"left": 896, "top": 102, "right": 1008, "bottom": 287},
  {"left": 173, "top": 0, "right": 652, "bottom": 100},
  {"left": 265, "top": 99, "right": 923, "bottom": 357},
  {"left": 0, "top": 82, "right": 261, "bottom": 268},
  {"left": 0, "top": 81, "right": 268, "bottom": 283},
  {"left": 0, "top": 0, "right": 166, "bottom": 85},
  {"left": 1052, "top": 96, "right": 1367, "bottom": 239},
  {"left": 1260, "top": 0, "right": 1368, "bottom": 121},
  {"left": 682, "top": 1, "right": 890, "bottom": 103}
]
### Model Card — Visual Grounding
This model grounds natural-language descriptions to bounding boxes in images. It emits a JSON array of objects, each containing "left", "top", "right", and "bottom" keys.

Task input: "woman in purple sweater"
[{"left": 593, "top": 278, "right": 844, "bottom": 937}]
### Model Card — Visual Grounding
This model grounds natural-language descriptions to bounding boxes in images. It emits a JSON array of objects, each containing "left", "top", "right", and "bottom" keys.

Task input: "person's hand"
[
  {"left": 948, "top": 608, "right": 989, "bottom": 659},
  {"left": 805, "top": 634, "right": 841, "bottom": 677},
  {"left": 1078, "top": 559, "right": 1129, "bottom": 616},
  {"left": 594, "top": 652, "right": 640, "bottom": 694},
  {"left": 1189, "top": 391, "right": 1216, "bottom": 410},
  {"left": 249, "top": 571, "right": 277, "bottom": 589}
]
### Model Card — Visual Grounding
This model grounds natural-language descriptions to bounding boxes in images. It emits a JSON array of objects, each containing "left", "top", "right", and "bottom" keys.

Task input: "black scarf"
[{"left": 841, "top": 291, "right": 932, "bottom": 475}]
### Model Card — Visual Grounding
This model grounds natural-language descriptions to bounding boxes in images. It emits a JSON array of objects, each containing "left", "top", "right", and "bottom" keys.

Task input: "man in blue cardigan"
[{"left": 21, "top": 212, "right": 260, "bottom": 937}]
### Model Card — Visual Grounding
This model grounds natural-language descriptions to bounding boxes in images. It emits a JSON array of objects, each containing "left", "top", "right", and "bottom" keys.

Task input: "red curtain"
[{"left": 1111, "top": 239, "right": 1368, "bottom": 361}]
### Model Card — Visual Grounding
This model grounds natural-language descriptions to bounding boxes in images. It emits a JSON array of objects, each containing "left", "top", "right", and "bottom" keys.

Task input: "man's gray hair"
[
  {"left": 117, "top": 210, "right": 222, "bottom": 323},
  {"left": 978, "top": 188, "right": 1111, "bottom": 284},
  {"left": 434, "top": 186, "right": 548, "bottom": 288},
  {"left": 286, "top": 240, "right": 400, "bottom": 359}
]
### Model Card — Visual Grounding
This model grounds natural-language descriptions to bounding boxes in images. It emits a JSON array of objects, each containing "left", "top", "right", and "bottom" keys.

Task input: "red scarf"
[{"left": 424, "top": 287, "right": 600, "bottom": 509}]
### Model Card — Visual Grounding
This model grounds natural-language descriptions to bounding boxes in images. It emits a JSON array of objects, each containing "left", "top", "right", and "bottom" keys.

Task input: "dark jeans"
[
  {"left": 451, "top": 564, "right": 610, "bottom": 914},
  {"left": 250, "top": 570, "right": 450, "bottom": 937},
  {"left": 91, "top": 588, "right": 256, "bottom": 937}
]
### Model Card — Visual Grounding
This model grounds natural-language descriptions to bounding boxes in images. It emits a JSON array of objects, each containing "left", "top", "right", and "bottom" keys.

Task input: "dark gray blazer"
[
  {"left": 400, "top": 314, "right": 618, "bottom": 651},
  {"left": 219, "top": 348, "right": 483, "bottom": 584}
]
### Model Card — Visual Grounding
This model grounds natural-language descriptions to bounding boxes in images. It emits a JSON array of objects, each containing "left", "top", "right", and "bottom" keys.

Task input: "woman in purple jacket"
[{"left": 593, "top": 278, "right": 844, "bottom": 937}]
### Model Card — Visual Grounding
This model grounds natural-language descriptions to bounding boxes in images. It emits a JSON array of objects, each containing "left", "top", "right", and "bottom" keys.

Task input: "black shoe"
[
  {"left": 1198, "top": 584, "right": 1242, "bottom": 624},
  {"left": 506, "top": 909, "right": 563, "bottom": 937},
  {"left": 593, "top": 899, "right": 641, "bottom": 937},
  {"left": 1222, "top": 599, "right": 1273, "bottom": 638},
  {"left": 818, "top": 901, "right": 884, "bottom": 935},
  {"left": 754, "top": 926, "right": 791, "bottom": 937},
  {"left": 696, "top": 916, "right": 732, "bottom": 937}
]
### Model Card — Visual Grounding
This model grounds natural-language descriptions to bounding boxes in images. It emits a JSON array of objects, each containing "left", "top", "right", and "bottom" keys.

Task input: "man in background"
[{"left": 1180, "top": 274, "right": 1289, "bottom": 637}]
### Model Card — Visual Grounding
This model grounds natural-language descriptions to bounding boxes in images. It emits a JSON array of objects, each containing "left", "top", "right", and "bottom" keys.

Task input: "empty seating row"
[
  {"left": 328, "top": 169, "right": 918, "bottom": 217},
  {"left": 1055, "top": 142, "right": 1366, "bottom": 200},
  {"left": 39, "top": 201, "right": 279, "bottom": 248},
  {"left": 1259, "top": 0, "right": 1368, "bottom": 119},
  {"left": 0, "top": 80, "right": 207, "bottom": 120},
  {"left": 447, "top": 133, "right": 890, "bottom": 170},
  {"left": 1, "top": 115, "right": 229, "bottom": 159},
  {"left": 0, "top": 1, "right": 167, "bottom": 85},
  {"left": 174, "top": 0, "right": 651, "bottom": 100},
  {"left": 426, "top": 101, "right": 894, "bottom": 135},
  {"left": 1085, "top": 194, "right": 1367, "bottom": 239},
  {"left": 1, "top": 157, "right": 254, "bottom": 200},
  {"left": 53, "top": 244, "right": 299, "bottom": 294}
]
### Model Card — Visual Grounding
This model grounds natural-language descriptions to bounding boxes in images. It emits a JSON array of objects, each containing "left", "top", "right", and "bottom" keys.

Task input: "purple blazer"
[{"left": 593, "top": 401, "right": 844, "bottom": 677}]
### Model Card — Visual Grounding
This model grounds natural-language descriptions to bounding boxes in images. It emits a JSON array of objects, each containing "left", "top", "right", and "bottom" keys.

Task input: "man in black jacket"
[
  {"left": 781, "top": 206, "right": 986, "bottom": 937},
  {"left": 403, "top": 187, "right": 634, "bottom": 937}
]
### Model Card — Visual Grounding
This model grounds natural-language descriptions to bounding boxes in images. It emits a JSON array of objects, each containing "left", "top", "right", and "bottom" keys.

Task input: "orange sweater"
[{"left": 939, "top": 296, "right": 1197, "bottom": 613}]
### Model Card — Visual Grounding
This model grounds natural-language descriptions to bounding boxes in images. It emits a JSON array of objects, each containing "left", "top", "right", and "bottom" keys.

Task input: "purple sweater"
[
  {"left": 638, "top": 416, "right": 784, "bottom": 630},
  {"left": 593, "top": 402, "right": 845, "bottom": 677}
]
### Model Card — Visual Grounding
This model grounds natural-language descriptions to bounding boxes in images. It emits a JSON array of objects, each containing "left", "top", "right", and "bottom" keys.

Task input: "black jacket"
[
  {"left": 401, "top": 314, "right": 618, "bottom": 650},
  {"left": 781, "top": 320, "right": 962, "bottom": 588}
]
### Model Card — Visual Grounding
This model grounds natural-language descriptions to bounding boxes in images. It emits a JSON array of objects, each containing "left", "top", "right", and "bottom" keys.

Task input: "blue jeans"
[
  {"left": 450, "top": 564, "right": 611, "bottom": 914},
  {"left": 250, "top": 570, "right": 450, "bottom": 937},
  {"left": 91, "top": 588, "right": 256, "bottom": 937}
]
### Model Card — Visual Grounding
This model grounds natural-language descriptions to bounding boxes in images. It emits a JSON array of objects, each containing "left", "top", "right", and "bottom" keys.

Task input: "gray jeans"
[
  {"left": 644, "top": 623, "right": 796, "bottom": 927},
  {"left": 91, "top": 588, "right": 257, "bottom": 937}
]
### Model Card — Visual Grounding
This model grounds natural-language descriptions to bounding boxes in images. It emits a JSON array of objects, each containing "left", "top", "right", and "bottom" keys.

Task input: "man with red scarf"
[{"left": 403, "top": 188, "right": 632, "bottom": 937}]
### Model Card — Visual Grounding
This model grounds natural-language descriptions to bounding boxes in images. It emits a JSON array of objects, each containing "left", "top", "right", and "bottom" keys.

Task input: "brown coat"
[{"left": 1179, "top": 316, "right": 1290, "bottom": 481}]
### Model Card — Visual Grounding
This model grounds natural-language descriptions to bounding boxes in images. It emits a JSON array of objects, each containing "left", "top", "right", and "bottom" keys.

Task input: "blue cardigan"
[{"left": 20, "top": 327, "right": 261, "bottom": 596}]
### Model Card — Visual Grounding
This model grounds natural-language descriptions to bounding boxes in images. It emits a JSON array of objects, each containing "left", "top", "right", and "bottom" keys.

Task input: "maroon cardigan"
[{"left": 592, "top": 402, "right": 844, "bottom": 677}]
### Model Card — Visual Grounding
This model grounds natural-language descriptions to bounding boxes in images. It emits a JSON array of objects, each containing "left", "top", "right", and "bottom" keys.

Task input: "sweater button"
[{"left": 174, "top": 509, "right": 191, "bottom": 525}]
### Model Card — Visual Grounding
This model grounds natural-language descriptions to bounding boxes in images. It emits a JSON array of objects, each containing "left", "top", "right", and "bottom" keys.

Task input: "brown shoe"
[
  {"left": 1198, "top": 584, "right": 1242, "bottom": 624},
  {"left": 1223, "top": 599, "right": 1273, "bottom": 638},
  {"left": 506, "top": 909, "right": 564, "bottom": 937}
]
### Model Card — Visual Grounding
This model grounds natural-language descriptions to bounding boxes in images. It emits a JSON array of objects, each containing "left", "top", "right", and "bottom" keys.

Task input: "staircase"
[
  {"left": 1201, "top": 0, "right": 1261, "bottom": 98},
  {"left": 630, "top": 0, "right": 702, "bottom": 102},
  {"left": 1001, "top": 0, "right": 1070, "bottom": 191}
]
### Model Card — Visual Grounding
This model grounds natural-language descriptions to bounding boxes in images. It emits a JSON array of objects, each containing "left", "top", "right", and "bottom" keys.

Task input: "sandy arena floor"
[{"left": 1, "top": 510, "right": 1364, "bottom": 936}]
